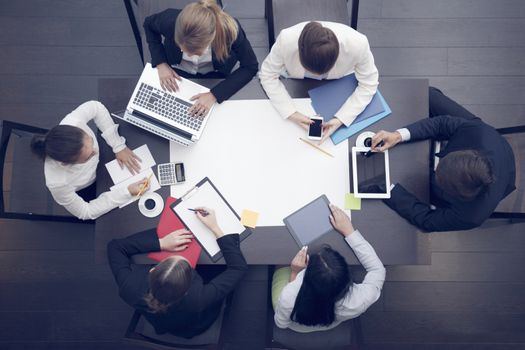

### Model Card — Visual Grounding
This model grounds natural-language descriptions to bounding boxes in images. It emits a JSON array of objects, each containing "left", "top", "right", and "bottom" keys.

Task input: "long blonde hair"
[{"left": 175, "top": 0, "right": 238, "bottom": 62}]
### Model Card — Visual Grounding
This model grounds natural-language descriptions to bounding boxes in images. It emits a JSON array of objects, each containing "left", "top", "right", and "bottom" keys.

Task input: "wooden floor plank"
[
  {"left": 238, "top": 18, "right": 268, "bottom": 48},
  {"left": 0, "top": 46, "right": 142, "bottom": 76},
  {"left": 360, "top": 19, "right": 525, "bottom": 47},
  {"left": 373, "top": 47, "right": 448, "bottom": 76},
  {"left": 463, "top": 104, "right": 525, "bottom": 129},
  {"left": 0, "top": 17, "right": 136, "bottom": 46},
  {"left": 448, "top": 48, "right": 525, "bottom": 76},
  {"left": 380, "top": 0, "right": 525, "bottom": 19},
  {"left": 223, "top": 0, "right": 265, "bottom": 18},
  {"left": 0, "top": 0, "right": 128, "bottom": 18}
]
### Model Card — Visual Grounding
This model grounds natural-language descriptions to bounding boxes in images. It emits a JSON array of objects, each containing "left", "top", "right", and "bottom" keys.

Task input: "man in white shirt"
[
  {"left": 273, "top": 204, "right": 385, "bottom": 332},
  {"left": 259, "top": 21, "right": 379, "bottom": 144},
  {"left": 32, "top": 101, "right": 148, "bottom": 220}
]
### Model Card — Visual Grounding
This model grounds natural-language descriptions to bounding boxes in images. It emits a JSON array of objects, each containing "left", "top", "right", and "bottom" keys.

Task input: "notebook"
[
  {"left": 147, "top": 196, "right": 202, "bottom": 267},
  {"left": 105, "top": 144, "right": 156, "bottom": 185},
  {"left": 171, "top": 178, "right": 252, "bottom": 262}
]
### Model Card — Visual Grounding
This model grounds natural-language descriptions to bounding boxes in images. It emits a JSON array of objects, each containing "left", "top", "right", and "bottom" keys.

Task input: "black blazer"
[
  {"left": 385, "top": 115, "right": 516, "bottom": 232},
  {"left": 107, "top": 230, "right": 247, "bottom": 338},
  {"left": 143, "top": 9, "right": 258, "bottom": 103}
]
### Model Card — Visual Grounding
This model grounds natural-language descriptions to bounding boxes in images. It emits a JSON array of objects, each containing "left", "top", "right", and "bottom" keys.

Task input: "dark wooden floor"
[{"left": 1, "top": 1, "right": 524, "bottom": 349}]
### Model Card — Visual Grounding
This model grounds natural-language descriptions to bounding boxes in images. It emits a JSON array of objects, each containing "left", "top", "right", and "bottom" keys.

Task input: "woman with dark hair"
[
  {"left": 31, "top": 101, "right": 147, "bottom": 220},
  {"left": 272, "top": 204, "right": 385, "bottom": 332},
  {"left": 107, "top": 207, "right": 248, "bottom": 337}
]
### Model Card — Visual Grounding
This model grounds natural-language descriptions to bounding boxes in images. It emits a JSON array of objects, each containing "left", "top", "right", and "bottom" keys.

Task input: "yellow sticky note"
[
  {"left": 241, "top": 209, "right": 259, "bottom": 228},
  {"left": 345, "top": 193, "right": 361, "bottom": 210}
]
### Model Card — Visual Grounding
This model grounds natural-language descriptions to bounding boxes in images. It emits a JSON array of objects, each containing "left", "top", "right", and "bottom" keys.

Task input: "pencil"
[
  {"left": 299, "top": 138, "right": 334, "bottom": 158},
  {"left": 136, "top": 174, "right": 153, "bottom": 198}
]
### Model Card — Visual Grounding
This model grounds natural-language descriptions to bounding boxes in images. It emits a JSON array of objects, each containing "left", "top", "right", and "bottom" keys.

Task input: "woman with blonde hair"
[{"left": 144, "top": 0, "right": 258, "bottom": 117}]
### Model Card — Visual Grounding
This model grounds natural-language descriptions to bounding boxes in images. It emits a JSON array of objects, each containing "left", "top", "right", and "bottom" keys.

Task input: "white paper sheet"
[
  {"left": 110, "top": 168, "right": 161, "bottom": 208},
  {"left": 105, "top": 144, "right": 156, "bottom": 185},
  {"left": 174, "top": 181, "right": 245, "bottom": 257},
  {"left": 170, "top": 98, "right": 350, "bottom": 226}
]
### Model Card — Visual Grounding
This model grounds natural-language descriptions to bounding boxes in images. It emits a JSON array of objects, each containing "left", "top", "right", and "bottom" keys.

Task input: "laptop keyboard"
[{"left": 133, "top": 83, "right": 204, "bottom": 131}]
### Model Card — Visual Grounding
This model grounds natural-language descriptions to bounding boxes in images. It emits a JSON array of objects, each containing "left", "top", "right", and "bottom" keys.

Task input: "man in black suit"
[
  {"left": 107, "top": 207, "right": 247, "bottom": 337},
  {"left": 370, "top": 87, "right": 516, "bottom": 232}
]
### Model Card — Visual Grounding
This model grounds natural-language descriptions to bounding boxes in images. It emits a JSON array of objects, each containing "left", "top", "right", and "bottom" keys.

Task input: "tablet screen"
[
  {"left": 356, "top": 152, "right": 387, "bottom": 193},
  {"left": 283, "top": 195, "right": 333, "bottom": 247}
]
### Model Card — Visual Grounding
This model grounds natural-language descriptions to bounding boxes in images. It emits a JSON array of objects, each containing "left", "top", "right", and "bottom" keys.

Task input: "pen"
[
  {"left": 136, "top": 174, "right": 153, "bottom": 198},
  {"left": 299, "top": 138, "right": 334, "bottom": 158},
  {"left": 365, "top": 140, "right": 384, "bottom": 157},
  {"left": 188, "top": 208, "right": 209, "bottom": 216}
]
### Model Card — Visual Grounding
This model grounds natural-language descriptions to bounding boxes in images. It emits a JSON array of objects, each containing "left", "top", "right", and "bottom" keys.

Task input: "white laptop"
[{"left": 113, "top": 63, "right": 214, "bottom": 147}]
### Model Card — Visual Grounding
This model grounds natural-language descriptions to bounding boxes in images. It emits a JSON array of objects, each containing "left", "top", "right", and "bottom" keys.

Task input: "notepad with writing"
[{"left": 147, "top": 196, "right": 201, "bottom": 267}]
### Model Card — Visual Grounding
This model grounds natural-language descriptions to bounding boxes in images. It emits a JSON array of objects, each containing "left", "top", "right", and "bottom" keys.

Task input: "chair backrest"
[
  {"left": 266, "top": 0, "right": 358, "bottom": 48},
  {"left": 0, "top": 120, "right": 83, "bottom": 222},
  {"left": 492, "top": 126, "right": 525, "bottom": 219},
  {"left": 124, "top": 0, "right": 223, "bottom": 65},
  {"left": 124, "top": 303, "right": 227, "bottom": 350}
]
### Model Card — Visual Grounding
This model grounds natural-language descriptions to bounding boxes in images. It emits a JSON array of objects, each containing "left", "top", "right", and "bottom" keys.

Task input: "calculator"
[{"left": 157, "top": 162, "right": 185, "bottom": 186}]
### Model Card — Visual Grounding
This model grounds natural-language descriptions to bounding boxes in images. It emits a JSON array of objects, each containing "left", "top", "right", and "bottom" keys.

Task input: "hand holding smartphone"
[{"left": 308, "top": 115, "right": 323, "bottom": 140}]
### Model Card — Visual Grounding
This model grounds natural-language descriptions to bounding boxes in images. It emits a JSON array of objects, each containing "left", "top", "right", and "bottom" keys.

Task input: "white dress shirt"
[
  {"left": 259, "top": 21, "right": 379, "bottom": 126},
  {"left": 44, "top": 101, "right": 131, "bottom": 220},
  {"left": 174, "top": 46, "right": 214, "bottom": 75},
  {"left": 274, "top": 230, "right": 386, "bottom": 333}
]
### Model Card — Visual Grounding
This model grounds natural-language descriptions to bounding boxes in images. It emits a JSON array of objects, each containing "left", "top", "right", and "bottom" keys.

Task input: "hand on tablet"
[
  {"left": 159, "top": 229, "right": 193, "bottom": 251},
  {"left": 195, "top": 207, "right": 224, "bottom": 237},
  {"left": 371, "top": 130, "right": 402, "bottom": 152},
  {"left": 329, "top": 204, "right": 354, "bottom": 237},
  {"left": 290, "top": 246, "right": 309, "bottom": 281}
]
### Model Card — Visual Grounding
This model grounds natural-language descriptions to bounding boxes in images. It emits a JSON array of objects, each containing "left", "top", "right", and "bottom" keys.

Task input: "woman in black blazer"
[
  {"left": 107, "top": 207, "right": 248, "bottom": 338},
  {"left": 144, "top": 0, "right": 258, "bottom": 117}
]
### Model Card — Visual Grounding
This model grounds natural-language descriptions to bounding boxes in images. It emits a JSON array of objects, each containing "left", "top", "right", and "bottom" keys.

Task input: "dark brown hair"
[
  {"left": 436, "top": 150, "right": 495, "bottom": 201},
  {"left": 144, "top": 257, "right": 193, "bottom": 313},
  {"left": 298, "top": 22, "right": 339, "bottom": 75},
  {"left": 30, "top": 125, "right": 85, "bottom": 164}
]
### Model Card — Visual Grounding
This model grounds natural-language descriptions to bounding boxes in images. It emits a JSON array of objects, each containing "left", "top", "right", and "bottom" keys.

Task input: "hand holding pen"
[
  {"left": 128, "top": 175, "right": 152, "bottom": 197},
  {"left": 193, "top": 207, "right": 224, "bottom": 238}
]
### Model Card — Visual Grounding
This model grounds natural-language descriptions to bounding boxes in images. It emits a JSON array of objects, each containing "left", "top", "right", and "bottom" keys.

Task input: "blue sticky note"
[{"left": 309, "top": 74, "right": 385, "bottom": 124}]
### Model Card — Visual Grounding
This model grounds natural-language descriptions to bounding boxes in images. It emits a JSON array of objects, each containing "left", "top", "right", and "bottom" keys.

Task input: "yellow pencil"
[
  {"left": 136, "top": 174, "right": 153, "bottom": 198},
  {"left": 299, "top": 138, "right": 334, "bottom": 158}
]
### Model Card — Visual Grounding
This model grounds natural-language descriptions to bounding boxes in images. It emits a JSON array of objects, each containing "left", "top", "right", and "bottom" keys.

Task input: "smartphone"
[{"left": 308, "top": 116, "right": 323, "bottom": 140}]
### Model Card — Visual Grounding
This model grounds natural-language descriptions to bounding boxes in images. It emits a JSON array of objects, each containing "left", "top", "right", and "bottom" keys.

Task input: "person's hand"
[
  {"left": 115, "top": 147, "right": 142, "bottom": 175},
  {"left": 329, "top": 203, "right": 355, "bottom": 237},
  {"left": 319, "top": 118, "right": 343, "bottom": 145},
  {"left": 371, "top": 130, "right": 402, "bottom": 152},
  {"left": 159, "top": 229, "right": 193, "bottom": 251},
  {"left": 189, "top": 92, "right": 216, "bottom": 118},
  {"left": 290, "top": 246, "right": 309, "bottom": 275},
  {"left": 127, "top": 177, "right": 150, "bottom": 196},
  {"left": 157, "top": 63, "right": 181, "bottom": 92},
  {"left": 195, "top": 207, "right": 223, "bottom": 237},
  {"left": 288, "top": 112, "right": 313, "bottom": 130}
]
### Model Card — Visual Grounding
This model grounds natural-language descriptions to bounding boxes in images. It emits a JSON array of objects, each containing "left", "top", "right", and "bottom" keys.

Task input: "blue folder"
[
  {"left": 330, "top": 91, "right": 392, "bottom": 145},
  {"left": 309, "top": 74, "right": 384, "bottom": 124}
]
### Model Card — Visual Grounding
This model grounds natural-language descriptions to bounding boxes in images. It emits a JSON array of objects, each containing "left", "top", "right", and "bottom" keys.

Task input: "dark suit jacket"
[
  {"left": 143, "top": 9, "right": 258, "bottom": 103},
  {"left": 385, "top": 115, "right": 516, "bottom": 232},
  {"left": 107, "top": 230, "right": 247, "bottom": 338}
]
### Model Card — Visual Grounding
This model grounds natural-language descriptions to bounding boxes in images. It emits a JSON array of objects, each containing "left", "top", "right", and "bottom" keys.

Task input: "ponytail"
[
  {"left": 30, "top": 134, "right": 47, "bottom": 159},
  {"left": 175, "top": 0, "right": 238, "bottom": 62},
  {"left": 30, "top": 125, "right": 85, "bottom": 164}
]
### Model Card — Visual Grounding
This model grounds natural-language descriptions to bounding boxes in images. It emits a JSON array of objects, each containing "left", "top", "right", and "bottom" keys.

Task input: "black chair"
[
  {"left": 491, "top": 125, "right": 525, "bottom": 220},
  {"left": 265, "top": 266, "right": 363, "bottom": 350},
  {"left": 265, "top": 0, "right": 359, "bottom": 48},
  {"left": 124, "top": 300, "right": 229, "bottom": 350},
  {"left": 123, "top": 0, "right": 223, "bottom": 65},
  {"left": 0, "top": 120, "right": 84, "bottom": 223}
]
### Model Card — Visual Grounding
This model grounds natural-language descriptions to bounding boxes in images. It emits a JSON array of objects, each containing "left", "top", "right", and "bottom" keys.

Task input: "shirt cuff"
[
  {"left": 111, "top": 185, "right": 133, "bottom": 204},
  {"left": 344, "top": 229, "right": 366, "bottom": 248},
  {"left": 396, "top": 128, "right": 411, "bottom": 142},
  {"left": 101, "top": 124, "right": 126, "bottom": 153}
]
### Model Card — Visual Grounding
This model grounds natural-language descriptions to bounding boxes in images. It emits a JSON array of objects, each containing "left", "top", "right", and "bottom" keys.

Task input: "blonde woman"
[{"left": 144, "top": 0, "right": 258, "bottom": 117}]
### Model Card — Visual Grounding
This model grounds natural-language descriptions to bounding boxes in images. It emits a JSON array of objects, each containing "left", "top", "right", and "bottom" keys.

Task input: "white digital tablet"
[{"left": 351, "top": 147, "right": 391, "bottom": 199}]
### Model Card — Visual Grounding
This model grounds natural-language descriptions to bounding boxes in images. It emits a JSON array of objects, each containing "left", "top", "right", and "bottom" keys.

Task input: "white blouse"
[
  {"left": 274, "top": 230, "right": 386, "bottom": 333},
  {"left": 44, "top": 101, "right": 132, "bottom": 220}
]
